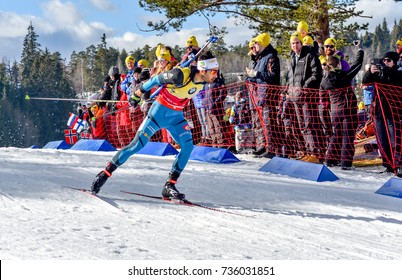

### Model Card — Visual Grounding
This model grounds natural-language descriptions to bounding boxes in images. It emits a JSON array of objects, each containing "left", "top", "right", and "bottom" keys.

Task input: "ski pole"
[
  {"left": 26, "top": 96, "right": 127, "bottom": 103},
  {"left": 146, "top": 85, "right": 164, "bottom": 102}
]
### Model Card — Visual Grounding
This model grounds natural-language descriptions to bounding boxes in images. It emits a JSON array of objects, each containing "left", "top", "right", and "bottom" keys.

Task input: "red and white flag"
[
  {"left": 64, "top": 129, "right": 78, "bottom": 145},
  {"left": 67, "top": 113, "right": 85, "bottom": 133},
  {"left": 80, "top": 131, "right": 92, "bottom": 140}
]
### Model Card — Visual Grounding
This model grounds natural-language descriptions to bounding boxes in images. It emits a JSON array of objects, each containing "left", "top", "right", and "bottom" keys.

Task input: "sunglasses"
[
  {"left": 208, "top": 69, "right": 219, "bottom": 75},
  {"left": 324, "top": 45, "right": 335, "bottom": 49},
  {"left": 382, "top": 58, "right": 392, "bottom": 63},
  {"left": 187, "top": 46, "right": 193, "bottom": 50}
]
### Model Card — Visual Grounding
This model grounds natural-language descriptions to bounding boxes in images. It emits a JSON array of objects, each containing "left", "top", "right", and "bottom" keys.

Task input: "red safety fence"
[
  {"left": 372, "top": 83, "right": 402, "bottom": 170},
  {"left": 81, "top": 81, "right": 402, "bottom": 168}
]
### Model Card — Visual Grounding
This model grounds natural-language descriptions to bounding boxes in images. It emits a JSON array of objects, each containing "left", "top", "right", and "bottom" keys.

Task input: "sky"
[
  {"left": 0, "top": 0, "right": 401, "bottom": 62},
  {"left": 0, "top": 146, "right": 402, "bottom": 279}
]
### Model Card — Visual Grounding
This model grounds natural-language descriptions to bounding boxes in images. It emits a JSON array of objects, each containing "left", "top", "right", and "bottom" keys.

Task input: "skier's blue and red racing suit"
[{"left": 111, "top": 66, "right": 205, "bottom": 177}]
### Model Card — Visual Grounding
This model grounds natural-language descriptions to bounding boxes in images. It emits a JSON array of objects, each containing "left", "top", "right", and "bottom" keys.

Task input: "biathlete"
[{"left": 90, "top": 52, "right": 220, "bottom": 200}]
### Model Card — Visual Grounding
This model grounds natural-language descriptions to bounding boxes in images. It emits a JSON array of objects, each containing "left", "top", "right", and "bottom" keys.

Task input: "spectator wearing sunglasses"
[
  {"left": 363, "top": 51, "right": 402, "bottom": 175},
  {"left": 320, "top": 42, "right": 364, "bottom": 170},
  {"left": 323, "top": 38, "right": 350, "bottom": 72}
]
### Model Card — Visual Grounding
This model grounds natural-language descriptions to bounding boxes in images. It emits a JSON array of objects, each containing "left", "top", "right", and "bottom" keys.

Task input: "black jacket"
[
  {"left": 363, "top": 64, "right": 402, "bottom": 87},
  {"left": 246, "top": 44, "right": 281, "bottom": 85},
  {"left": 321, "top": 49, "right": 364, "bottom": 91},
  {"left": 287, "top": 46, "right": 322, "bottom": 89},
  {"left": 320, "top": 49, "right": 364, "bottom": 104},
  {"left": 363, "top": 60, "right": 402, "bottom": 116}
]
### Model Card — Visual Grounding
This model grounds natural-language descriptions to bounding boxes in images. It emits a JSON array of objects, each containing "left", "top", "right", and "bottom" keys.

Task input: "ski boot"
[
  {"left": 91, "top": 162, "right": 117, "bottom": 194},
  {"left": 162, "top": 172, "right": 185, "bottom": 200}
]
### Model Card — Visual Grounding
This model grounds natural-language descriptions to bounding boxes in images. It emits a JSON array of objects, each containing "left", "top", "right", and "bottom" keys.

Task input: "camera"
[
  {"left": 370, "top": 58, "right": 384, "bottom": 77},
  {"left": 370, "top": 58, "right": 381, "bottom": 65}
]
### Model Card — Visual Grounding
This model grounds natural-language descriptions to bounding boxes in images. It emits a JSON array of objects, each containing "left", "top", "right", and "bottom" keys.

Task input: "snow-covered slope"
[{"left": 1, "top": 147, "right": 401, "bottom": 260}]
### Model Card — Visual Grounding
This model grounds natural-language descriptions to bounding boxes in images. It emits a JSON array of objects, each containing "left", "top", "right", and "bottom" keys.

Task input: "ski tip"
[{"left": 64, "top": 186, "right": 94, "bottom": 194}]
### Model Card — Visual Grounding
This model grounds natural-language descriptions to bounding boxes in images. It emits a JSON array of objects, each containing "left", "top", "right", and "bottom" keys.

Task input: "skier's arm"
[{"left": 135, "top": 68, "right": 184, "bottom": 97}]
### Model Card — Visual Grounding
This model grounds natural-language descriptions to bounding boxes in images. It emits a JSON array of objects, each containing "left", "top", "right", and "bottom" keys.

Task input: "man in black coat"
[
  {"left": 246, "top": 32, "right": 281, "bottom": 157},
  {"left": 286, "top": 31, "right": 323, "bottom": 162},
  {"left": 363, "top": 51, "right": 402, "bottom": 175}
]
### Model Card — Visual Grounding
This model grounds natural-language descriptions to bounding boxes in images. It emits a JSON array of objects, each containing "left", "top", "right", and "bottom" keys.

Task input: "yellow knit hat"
[
  {"left": 396, "top": 38, "right": 402, "bottom": 46},
  {"left": 290, "top": 31, "right": 303, "bottom": 43},
  {"left": 137, "top": 59, "right": 149, "bottom": 68},
  {"left": 297, "top": 20, "right": 309, "bottom": 34},
  {"left": 125, "top": 55, "right": 135, "bottom": 64},
  {"left": 185, "top": 35, "right": 199, "bottom": 47},
  {"left": 319, "top": 55, "right": 327, "bottom": 65},
  {"left": 302, "top": 35, "right": 314, "bottom": 46},
  {"left": 324, "top": 38, "right": 337, "bottom": 47},
  {"left": 156, "top": 44, "right": 171, "bottom": 61},
  {"left": 248, "top": 38, "right": 256, "bottom": 49},
  {"left": 254, "top": 33, "right": 271, "bottom": 47}
]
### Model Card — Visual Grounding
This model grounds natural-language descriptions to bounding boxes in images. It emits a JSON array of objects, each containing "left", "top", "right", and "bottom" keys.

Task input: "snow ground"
[{"left": 1, "top": 147, "right": 402, "bottom": 261}]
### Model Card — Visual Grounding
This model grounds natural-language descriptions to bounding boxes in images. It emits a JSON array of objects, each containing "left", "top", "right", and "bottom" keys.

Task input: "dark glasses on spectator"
[
  {"left": 187, "top": 46, "right": 193, "bottom": 50},
  {"left": 382, "top": 58, "right": 392, "bottom": 63},
  {"left": 324, "top": 45, "right": 335, "bottom": 49}
]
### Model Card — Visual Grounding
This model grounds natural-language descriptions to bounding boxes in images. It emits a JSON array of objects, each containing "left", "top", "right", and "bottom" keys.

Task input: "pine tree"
[
  {"left": 390, "top": 19, "right": 402, "bottom": 50},
  {"left": 84, "top": 44, "right": 98, "bottom": 92},
  {"left": 20, "top": 22, "right": 42, "bottom": 90},
  {"left": 372, "top": 18, "right": 392, "bottom": 57},
  {"left": 361, "top": 31, "right": 373, "bottom": 49},
  {"left": 207, "top": 26, "right": 229, "bottom": 57},
  {"left": 138, "top": 0, "right": 369, "bottom": 54}
]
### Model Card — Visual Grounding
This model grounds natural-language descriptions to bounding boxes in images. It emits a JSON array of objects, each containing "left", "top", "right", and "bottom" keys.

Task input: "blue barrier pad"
[
  {"left": 259, "top": 156, "right": 339, "bottom": 182},
  {"left": 137, "top": 142, "right": 178, "bottom": 156},
  {"left": 43, "top": 140, "right": 71, "bottom": 150},
  {"left": 70, "top": 139, "right": 116, "bottom": 151},
  {"left": 375, "top": 177, "right": 402, "bottom": 199},
  {"left": 189, "top": 146, "right": 240, "bottom": 164}
]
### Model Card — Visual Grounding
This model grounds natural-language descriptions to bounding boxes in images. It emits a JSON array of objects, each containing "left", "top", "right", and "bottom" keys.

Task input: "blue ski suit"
[{"left": 111, "top": 66, "right": 205, "bottom": 176}]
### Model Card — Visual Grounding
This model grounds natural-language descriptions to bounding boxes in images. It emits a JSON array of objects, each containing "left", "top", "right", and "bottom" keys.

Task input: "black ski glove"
[{"left": 129, "top": 94, "right": 141, "bottom": 107}]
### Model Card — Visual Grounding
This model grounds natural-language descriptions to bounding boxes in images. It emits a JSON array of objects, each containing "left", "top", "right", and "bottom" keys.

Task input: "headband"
[{"left": 197, "top": 58, "right": 219, "bottom": 70}]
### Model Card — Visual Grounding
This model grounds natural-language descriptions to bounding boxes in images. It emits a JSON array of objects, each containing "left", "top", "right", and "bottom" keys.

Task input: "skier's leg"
[
  {"left": 162, "top": 117, "right": 194, "bottom": 199},
  {"left": 91, "top": 107, "right": 162, "bottom": 193}
]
